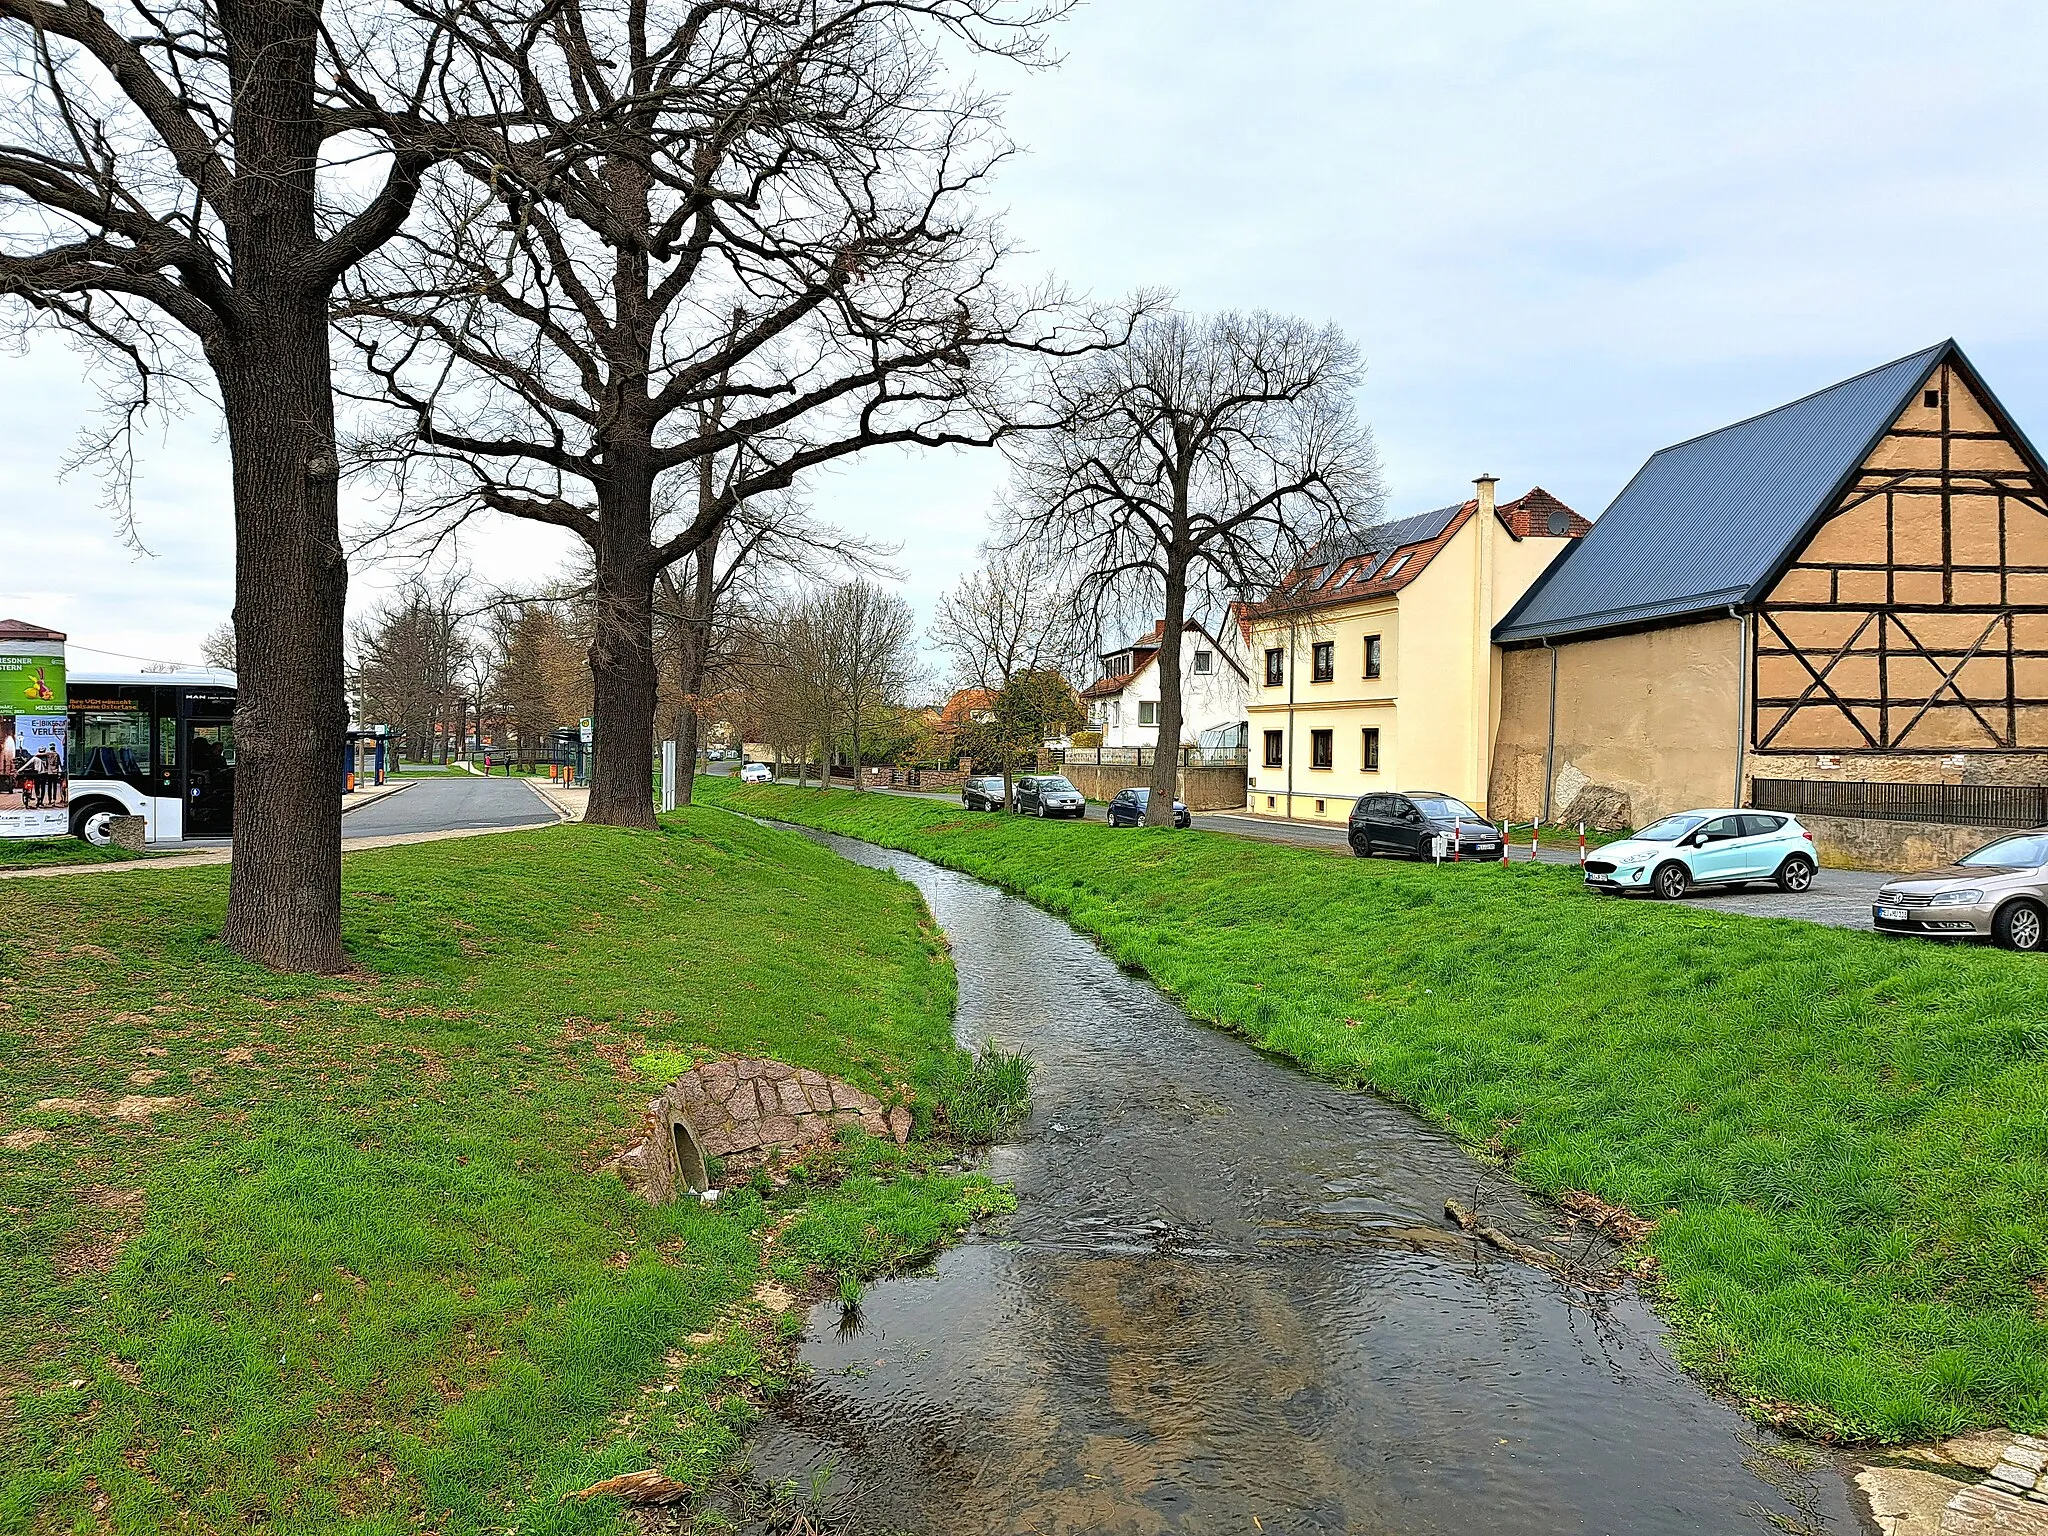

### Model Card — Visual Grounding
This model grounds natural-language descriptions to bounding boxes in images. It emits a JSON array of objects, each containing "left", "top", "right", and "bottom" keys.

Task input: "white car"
[
  {"left": 1583, "top": 809, "right": 1818, "bottom": 900},
  {"left": 738, "top": 762, "right": 772, "bottom": 784}
]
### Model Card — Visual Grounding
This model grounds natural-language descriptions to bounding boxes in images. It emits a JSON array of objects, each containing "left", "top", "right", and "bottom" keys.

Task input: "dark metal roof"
[
  {"left": 1311, "top": 503, "right": 1463, "bottom": 587},
  {"left": 1494, "top": 342, "right": 1953, "bottom": 644}
]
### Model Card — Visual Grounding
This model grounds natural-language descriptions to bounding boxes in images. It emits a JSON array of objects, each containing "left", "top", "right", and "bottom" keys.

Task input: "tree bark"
[
  {"left": 1148, "top": 555, "right": 1187, "bottom": 826},
  {"left": 672, "top": 518, "right": 718, "bottom": 808},
  {"left": 585, "top": 460, "right": 659, "bottom": 826},
  {"left": 214, "top": 0, "right": 350, "bottom": 971}
]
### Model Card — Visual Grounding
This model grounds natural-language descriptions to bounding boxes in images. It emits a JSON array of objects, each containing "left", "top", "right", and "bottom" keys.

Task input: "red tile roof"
[{"left": 0, "top": 619, "right": 66, "bottom": 642}]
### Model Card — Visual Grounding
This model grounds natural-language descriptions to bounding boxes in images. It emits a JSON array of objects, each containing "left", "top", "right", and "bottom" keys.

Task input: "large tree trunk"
[
  {"left": 586, "top": 463, "right": 659, "bottom": 826},
  {"left": 1147, "top": 559, "right": 1187, "bottom": 826},
  {"left": 215, "top": 0, "right": 350, "bottom": 973}
]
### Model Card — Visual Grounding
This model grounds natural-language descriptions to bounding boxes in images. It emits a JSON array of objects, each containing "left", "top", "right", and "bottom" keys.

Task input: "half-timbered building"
[{"left": 1490, "top": 341, "right": 2048, "bottom": 867}]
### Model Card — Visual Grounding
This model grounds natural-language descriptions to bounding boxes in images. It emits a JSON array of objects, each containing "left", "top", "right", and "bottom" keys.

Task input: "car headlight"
[{"left": 1930, "top": 889, "right": 1984, "bottom": 906}]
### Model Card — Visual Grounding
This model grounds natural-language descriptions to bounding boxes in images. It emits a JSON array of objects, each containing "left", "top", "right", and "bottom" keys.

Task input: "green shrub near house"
[
  {"left": 702, "top": 775, "right": 2048, "bottom": 1442},
  {"left": 0, "top": 812, "right": 1001, "bottom": 1534}
]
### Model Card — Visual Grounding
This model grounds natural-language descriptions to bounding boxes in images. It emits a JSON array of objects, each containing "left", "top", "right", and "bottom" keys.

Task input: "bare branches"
[{"left": 1003, "top": 307, "right": 1383, "bottom": 822}]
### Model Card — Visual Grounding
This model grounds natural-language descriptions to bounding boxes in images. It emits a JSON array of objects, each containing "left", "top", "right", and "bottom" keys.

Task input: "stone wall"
[
  {"left": 1058, "top": 760, "right": 1248, "bottom": 811},
  {"left": 1795, "top": 813, "right": 2011, "bottom": 872}
]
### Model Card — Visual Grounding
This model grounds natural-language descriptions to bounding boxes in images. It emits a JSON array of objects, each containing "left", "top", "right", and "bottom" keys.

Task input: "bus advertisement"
[{"left": 0, "top": 620, "right": 68, "bottom": 840}]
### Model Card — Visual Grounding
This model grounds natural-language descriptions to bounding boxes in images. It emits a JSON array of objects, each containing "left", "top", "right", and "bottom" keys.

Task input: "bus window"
[{"left": 73, "top": 706, "right": 152, "bottom": 791}]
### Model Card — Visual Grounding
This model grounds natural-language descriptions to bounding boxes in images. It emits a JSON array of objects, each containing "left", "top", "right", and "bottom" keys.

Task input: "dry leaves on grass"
[
  {"left": 561, "top": 1470, "right": 692, "bottom": 1505},
  {"left": 1556, "top": 1189, "right": 1655, "bottom": 1243}
]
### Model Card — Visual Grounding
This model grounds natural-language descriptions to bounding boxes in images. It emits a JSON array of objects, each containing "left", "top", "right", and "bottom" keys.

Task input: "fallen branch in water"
[{"left": 1444, "top": 1197, "right": 1560, "bottom": 1268}]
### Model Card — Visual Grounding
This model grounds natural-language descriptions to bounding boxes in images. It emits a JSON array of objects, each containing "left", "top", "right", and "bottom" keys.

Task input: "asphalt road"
[{"left": 343, "top": 774, "right": 558, "bottom": 838}]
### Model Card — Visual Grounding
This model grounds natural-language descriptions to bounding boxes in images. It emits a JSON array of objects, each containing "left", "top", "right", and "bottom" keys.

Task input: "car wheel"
[
  {"left": 1650, "top": 861, "right": 1690, "bottom": 901},
  {"left": 1776, "top": 855, "right": 1816, "bottom": 893},
  {"left": 71, "top": 803, "right": 121, "bottom": 847},
  {"left": 1994, "top": 901, "right": 2046, "bottom": 952}
]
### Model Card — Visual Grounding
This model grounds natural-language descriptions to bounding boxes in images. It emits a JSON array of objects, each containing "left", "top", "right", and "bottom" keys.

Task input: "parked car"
[
  {"left": 1106, "top": 787, "right": 1191, "bottom": 828},
  {"left": 1583, "top": 810, "right": 1816, "bottom": 899},
  {"left": 1012, "top": 774, "right": 1086, "bottom": 819},
  {"left": 1349, "top": 791, "right": 1501, "bottom": 860},
  {"left": 739, "top": 762, "right": 773, "bottom": 784},
  {"left": 1871, "top": 829, "right": 2048, "bottom": 950},
  {"left": 961, "top": 774, "right": 1007, "bottom": 812}
]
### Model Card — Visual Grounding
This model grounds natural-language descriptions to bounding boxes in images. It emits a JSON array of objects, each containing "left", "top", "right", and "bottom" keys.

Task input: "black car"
[
  {"left": 961, "top": 774, "right": 1007, "bottom": 811},
  {"left": 1349, "top": 791, "right": 1501, "bottom": 860},
  {"left": 1106, "top": 787, "right": 1191, "bottom": 828},
  {"left": 1013, "top": 774, "right": 1087, "bottom": 819}
]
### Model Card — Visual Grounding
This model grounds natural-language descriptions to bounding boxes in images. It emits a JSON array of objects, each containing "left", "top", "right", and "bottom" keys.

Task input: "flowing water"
[{"left": 747, "top": 831, "right": 1855, "bottom": 1535}]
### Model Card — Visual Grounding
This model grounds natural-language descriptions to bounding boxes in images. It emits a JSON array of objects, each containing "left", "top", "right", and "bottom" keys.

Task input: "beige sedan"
[{"left": 1871, "top": 829, "right": 2048, "bottom": 950}]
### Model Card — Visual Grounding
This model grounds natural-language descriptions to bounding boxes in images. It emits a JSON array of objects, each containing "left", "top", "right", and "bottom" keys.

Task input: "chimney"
[{"left": 1474, "top": 473, "right": 1499, "bottom": 522}]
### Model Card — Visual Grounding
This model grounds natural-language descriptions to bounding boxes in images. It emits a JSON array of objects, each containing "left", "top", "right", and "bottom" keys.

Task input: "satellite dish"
[{"left": 1546, "top": 509, "right": 1572, "bottom": 537}]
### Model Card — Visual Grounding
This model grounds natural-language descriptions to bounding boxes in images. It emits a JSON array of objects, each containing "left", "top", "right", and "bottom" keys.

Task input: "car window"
[
  {"left": 1697, "top": 816, "right": 1741, "bottom": 842},
  {"left": 1357, "top": 795, "right": 1386, "bottom": 817},
  {"left": 1741, "top": 814, "right": 1786, "bottom": 837},
  {"left": 1634, "top": 814, "right": 1706, "bottom": 842},
  {"left": 1959, "top": 833, "right": 2048, "bottom": 868},
  {"left": 1040, "top": 777, "right": 1077, "bottom": 793},
  {"left": 1410, "top": 796, "right": 1479, "bottom": 822}
]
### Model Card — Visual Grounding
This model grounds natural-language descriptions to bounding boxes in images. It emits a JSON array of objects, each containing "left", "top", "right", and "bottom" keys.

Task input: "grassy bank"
[
  {"left": 703, "top": 778, "right": 2048, "bottom": 1442},
  {"left": 0, "top": 811, "right": 1002, "bottom": 1534},
  {"left": 0, "top": 838, "right": 152, "bottom": 869}
]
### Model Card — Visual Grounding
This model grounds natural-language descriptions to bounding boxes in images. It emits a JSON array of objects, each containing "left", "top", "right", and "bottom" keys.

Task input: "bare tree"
[
  {"left": 929, "top": 538, "right": 1079, "bottom": 690},
  {"left": 1005, "top": 310, "right": 1382, "bottom": 823},
  {"left": 656, "top": 491, "right": 893, "bottom": 806},
  {"left": 826, "top": 578, "right": 918, "bottom": 789},
  {"left": 0, "top": 0, "right": 532, "bottom": 970},
  {"left": 488, "top": 594, "right": 590, "bottom": 766},
  {"left": 349, "top": 574, "right": 471, "bottom": 761},
  {"left": 200, "top": 621, "right": 237, "bottom": 672},
  {"left": 928, "top": 539, "right": 1074, "bottom": 797},
  {"left": 340, "top": 0, "right": 1118, "bottom": 829}
]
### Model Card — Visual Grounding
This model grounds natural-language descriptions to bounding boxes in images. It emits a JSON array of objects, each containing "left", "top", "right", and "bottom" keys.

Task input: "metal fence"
[
  {"left": 1751, "top": 776, "right": 2048, "bottom": 830},
  {"left": 1058, "top": 745, "right": 1250, "bottom": 768}
]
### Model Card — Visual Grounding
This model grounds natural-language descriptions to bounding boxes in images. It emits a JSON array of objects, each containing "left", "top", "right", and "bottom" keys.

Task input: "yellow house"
[{"left": 1242, "top": 481, "right": 1588, "bottom": 822}]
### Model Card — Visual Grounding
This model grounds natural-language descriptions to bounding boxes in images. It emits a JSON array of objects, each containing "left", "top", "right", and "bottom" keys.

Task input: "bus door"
[{"left": 184, "top": 718, "right": 236, "bottom": 836}]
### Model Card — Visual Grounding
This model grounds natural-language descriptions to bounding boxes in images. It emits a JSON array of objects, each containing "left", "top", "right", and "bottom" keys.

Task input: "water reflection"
[{"left": 747, "top": 830, "right": 1847, "bottom": 1535}]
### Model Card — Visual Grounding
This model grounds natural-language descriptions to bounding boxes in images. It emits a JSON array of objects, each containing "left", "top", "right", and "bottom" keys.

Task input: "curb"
[{"left": 340, "top": 780, "right": 413, "bottom": 815}]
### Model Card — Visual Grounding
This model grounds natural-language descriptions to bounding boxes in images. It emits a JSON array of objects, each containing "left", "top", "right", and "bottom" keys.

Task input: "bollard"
[
  {"left": 1579, "top": 821, "right": 1587, "bottom": 868},
  {"left": 1530, "top": 818, "right": 1541, "bottom": 861},
  {"left": 1500, "top": 821, "right": 1509, "bottom": 866}
]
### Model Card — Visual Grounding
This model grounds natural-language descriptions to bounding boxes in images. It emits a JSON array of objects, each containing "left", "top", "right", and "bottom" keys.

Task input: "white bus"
[{"left": 66, "top": 669, "right": 238, "bottom": 844}]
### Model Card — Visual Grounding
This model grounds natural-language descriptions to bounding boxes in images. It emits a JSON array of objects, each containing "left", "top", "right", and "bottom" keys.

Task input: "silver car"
[{"left": 1872, "top": 828, "right": 2048, "bottom": 951}]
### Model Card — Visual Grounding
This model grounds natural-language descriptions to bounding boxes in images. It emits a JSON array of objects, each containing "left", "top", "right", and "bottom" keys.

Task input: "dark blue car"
[{"left": 1107, "top": 786, "right": 1191, "bottom": 828}]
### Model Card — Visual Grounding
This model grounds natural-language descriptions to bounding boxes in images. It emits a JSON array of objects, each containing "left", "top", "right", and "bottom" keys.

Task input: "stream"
[{"left": 746, "top": 830, "right": 1857, "bottom": 1534}]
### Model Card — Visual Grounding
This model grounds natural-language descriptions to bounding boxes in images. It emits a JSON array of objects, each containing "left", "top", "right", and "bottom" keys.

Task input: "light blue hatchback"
[{"left": 1583, "top": 809, "right": 1818, "bottom": 900}]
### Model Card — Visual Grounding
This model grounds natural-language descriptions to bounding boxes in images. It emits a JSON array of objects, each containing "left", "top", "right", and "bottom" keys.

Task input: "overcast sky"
[{"left": 6, "top": 0, "right": 2047, "bottom": 678}]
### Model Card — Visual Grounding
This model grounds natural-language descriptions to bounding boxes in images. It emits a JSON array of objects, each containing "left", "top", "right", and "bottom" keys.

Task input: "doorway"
[{"left": 184, "top": 718, "right": 236, "bottom": 837}]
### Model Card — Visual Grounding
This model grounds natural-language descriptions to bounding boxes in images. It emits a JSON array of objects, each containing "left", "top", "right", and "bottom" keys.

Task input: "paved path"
[{"left": 339, "top": 773, "right": 557, "bottom": 837}]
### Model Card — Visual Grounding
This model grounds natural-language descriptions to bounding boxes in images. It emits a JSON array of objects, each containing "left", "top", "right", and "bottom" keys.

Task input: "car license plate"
[
  {"left": 1876, "top": 906, "right": 1907, "bottom": 921},
  {"left": 1475, "top": 843, "right": 1497, "bottom": 854}
]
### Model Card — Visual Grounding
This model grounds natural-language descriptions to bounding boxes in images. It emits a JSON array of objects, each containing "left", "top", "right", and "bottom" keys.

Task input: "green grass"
[
  {"left": 0, "top": 810, "right": 1005, "bottom": 1534},
  {"left": 0, "top": 838, "right": 153, "bottom": 869},
  {"left": 703, "top": 776, "right": 2048, "bottom": 1442}
]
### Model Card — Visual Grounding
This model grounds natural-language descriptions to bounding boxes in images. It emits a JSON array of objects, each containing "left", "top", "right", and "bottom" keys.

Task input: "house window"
[
  {"left": 1138, "top": 699, "right": 1158, "bottom": 727},
  {"left": 1364, "top": 634, "right": 1382, "bottom": 679},
  {"left": 1315, "top": 799, "right": 1326, "bottom": 815},
  {"left": 1266, "top": 795, "right": 1276, "bottom": 809},
  {"left": 1381, "top": 553, "right": 1412, "bottom": 582},
  {"left": 1193, "top": 649, "right": 1214, "bottom": 675},
  {"left": 1264, "top": 648, "right": 1284, "bottom": 687},
  {"left": 1362, "top": 727, "right": 1380, "bottom": 771},
  {"left": 1263, "top": 730, "right": 1283, "bottom": 768},
  {"left": 1924, "top": 389, "right": 1941, "bottom": 408},
  {"left": 1310, "top": 729, "right": 1333, "bottom": 769},
  {"left": 1311, "top": 641, "right": 1334, "bottom": 682}
]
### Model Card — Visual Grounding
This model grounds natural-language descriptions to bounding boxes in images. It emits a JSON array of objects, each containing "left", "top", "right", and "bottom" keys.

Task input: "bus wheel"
[{"left": 71, "top": 803, "right": 122, "bottom": 847}]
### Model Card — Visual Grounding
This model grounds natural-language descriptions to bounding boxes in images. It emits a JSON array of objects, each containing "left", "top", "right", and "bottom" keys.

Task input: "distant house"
[
  {"left": 1241, "top": 483, "right": 1589, "bottom": 822},
  {"left": 1490, "top": 340, "right": 2048, "bottom": 867},
  {"left": 937, "top": 688, "right": 997, "bottom": 732},
  {"left": 1081, "top": 620, "right": 1251, "bottom": 750}
]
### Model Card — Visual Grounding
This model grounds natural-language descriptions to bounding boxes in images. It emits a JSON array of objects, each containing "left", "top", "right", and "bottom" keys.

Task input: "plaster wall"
[{"left": 1490, "top": 615, "right": 1743, "bottom": 827}]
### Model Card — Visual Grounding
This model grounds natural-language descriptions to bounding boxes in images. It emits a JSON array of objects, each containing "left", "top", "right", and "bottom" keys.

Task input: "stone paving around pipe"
[{"left": 1852, "top": 1433, "right": 2048, "bottom": 1535}]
